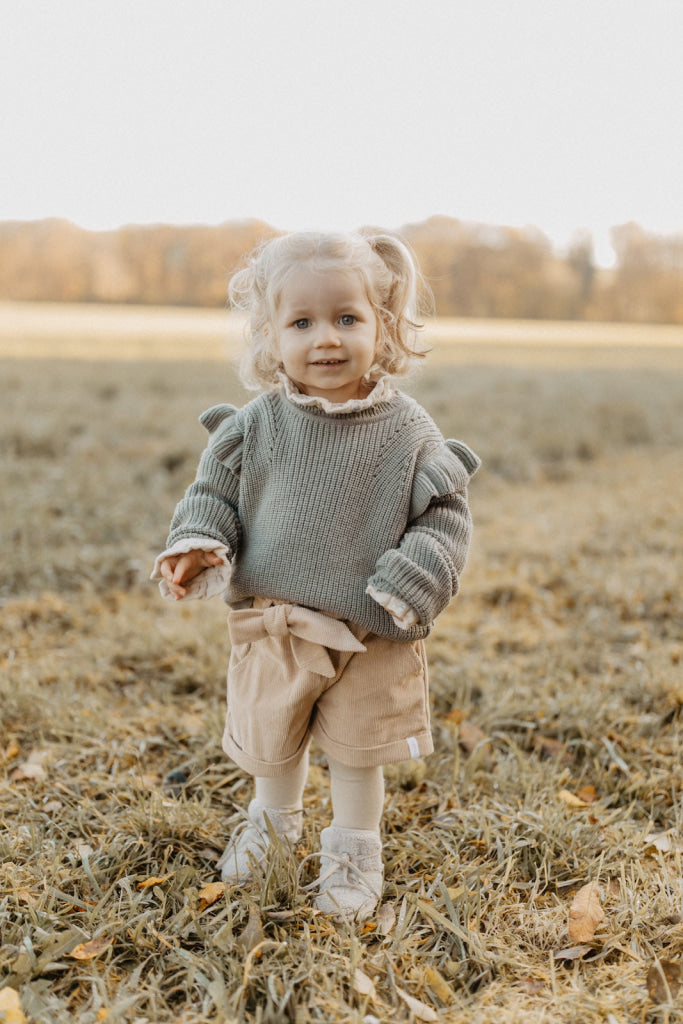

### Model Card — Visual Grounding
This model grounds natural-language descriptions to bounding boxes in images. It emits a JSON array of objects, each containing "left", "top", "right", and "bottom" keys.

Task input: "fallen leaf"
[
  {"left": 199, "top": 847, "right": 220, "bottom": 863},
  {"left": 198, "top": 881, "right": 225, "bottom": 911},
  {"left": 135, "top": 774, "right": 162, "bottom": 790},
  {"left": 554, "top": 944, "right": 593, "bottom": 961},
  {"left": 65, "top": 898, "right": 97, "bottom": 914},
  {"left": 444, "top": 708, "right": 465, "bottom": 725},
  {"left": 136, "top": 873, "right": 173, "bottom": 890},
  {"left": 353, "top": 968, "right": 376, "bottom": 999},
  {"left": 457, "top": 720, "right": 491, "bottom": 756},
  {"left": 644, "top": 833, "right": 674, "bottom": 854},
  {"left": 10, "top": 764, "right": 46, "bottom": 782},
  {"left": 10, "top": 748, "right": 51, "bottom": 783},
  {"left": 519, "top": 978, "right": 546, "bottom": 995},
  {"left": 69, "top": 936, "right": 113, "bottom": 961},
  {"left": 575, "top": 784, "right": 599, "bottom": 804},
  {"left": 558, "top": 789, "right": 591, "bottom": 808},
  {"left": 0, "top": 987, "right": 27, "bottom": 1024},
  {"left": 396, "top": 987, "right": 439, "bottom": 1022},
  {"left": 96, "top": 1011, "right": 109, "bottom": 1022},
  {"left": 237, "top": 906, "right": 264, "bottom": 954},
  {"left": 533, "top": 735, "right": 570, "bottom": 762},
  {"left": 424, "top": 965, "right": 454, "bottom": 1004},
  {"left": 266, "top": 909, "right": 297, "bottom": 921},
  {"left": 568, "top": 882, "right": 604, "bottom": 943},
  {"left": 4, "top": 740, "right": 20, "bottom": 762},
  {"left": 73, "top": 842, "right": 95, "bottom": 859},
  {"left": 376, "top": 902, "right": 396, "bottom": 935},
  {"left": 646, "top": 960, "right": 681, "bottom": 1004}
]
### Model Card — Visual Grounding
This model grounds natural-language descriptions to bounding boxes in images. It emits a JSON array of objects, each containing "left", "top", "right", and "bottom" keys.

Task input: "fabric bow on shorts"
[
  {"left": 222, "top": 597, "right": 432, "bottom": 776},
  {"left": 227, "top": 602, "right": 367, "bottom": 678}
]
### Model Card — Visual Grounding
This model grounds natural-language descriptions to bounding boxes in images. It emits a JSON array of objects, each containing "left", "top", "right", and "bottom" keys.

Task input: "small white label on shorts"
[{"left": 406, "top": 736, "right": 420, "bottom": 758}]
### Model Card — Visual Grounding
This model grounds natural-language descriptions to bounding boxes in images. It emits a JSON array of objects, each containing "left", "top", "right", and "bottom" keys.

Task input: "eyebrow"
[{"left": 282, "top": 299, "right": 367, "bottom": 315}]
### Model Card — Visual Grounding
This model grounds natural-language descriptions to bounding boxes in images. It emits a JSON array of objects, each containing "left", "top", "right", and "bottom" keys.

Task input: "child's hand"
[
  {"left": 366, "top": 586, "right": 419, "bottom": 629},
  {"left": 159, "top": 549, "right": 225, "bottom": 600}
]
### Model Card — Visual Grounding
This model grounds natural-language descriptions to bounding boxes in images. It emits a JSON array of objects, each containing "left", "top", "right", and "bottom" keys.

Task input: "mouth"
[{"left": 310, "top": 359, "right": 346, "bottom": 366}]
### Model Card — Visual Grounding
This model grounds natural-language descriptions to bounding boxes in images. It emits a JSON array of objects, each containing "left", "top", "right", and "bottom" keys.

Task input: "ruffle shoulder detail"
[
  {"left": 199, "top": 404, "right": 244, "bottom": 474},
  {"left": 409, "top": 439, "right": 481, "bottom": 521}
]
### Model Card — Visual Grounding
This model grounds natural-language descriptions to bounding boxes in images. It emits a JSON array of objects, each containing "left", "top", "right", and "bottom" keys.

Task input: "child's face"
[{"left": 274, "top": 265, "right": 378, "bottom": 403}]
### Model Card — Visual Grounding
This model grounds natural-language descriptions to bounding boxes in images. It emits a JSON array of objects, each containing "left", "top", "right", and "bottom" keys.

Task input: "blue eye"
[
  {"left": 293, "top": 318, "right": 310, "bottom": 329},
  {"left": 339, "top": 314, "right": 356, "bottom": 326}
]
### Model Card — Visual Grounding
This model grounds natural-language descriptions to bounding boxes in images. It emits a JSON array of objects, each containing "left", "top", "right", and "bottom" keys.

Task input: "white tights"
[{"left": 254, "top": 746, "right": 385, "bottom": 833}]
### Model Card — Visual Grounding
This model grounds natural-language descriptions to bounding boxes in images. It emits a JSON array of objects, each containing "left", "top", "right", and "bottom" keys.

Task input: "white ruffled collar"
[{"left": 277, "top": 372, "right": 395, "bottom": 414}]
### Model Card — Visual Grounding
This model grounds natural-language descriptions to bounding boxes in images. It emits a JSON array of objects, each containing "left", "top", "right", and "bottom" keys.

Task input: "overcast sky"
[{"left": 2, "top": 0, "right": 682, "bottom": 265}]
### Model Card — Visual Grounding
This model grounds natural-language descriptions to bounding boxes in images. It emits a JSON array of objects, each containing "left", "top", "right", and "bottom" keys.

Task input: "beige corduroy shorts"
[{"left": 222, "top": 598, "right": 433, "bottom": 777}]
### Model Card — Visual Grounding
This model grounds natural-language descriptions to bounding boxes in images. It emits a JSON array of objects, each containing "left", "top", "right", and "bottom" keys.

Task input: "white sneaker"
[
  {"left": 217, "top": 799, "right": 303, "bottom": 883},
  {"left": 313, "top": 826, "right": 383, "bottom": 921}
]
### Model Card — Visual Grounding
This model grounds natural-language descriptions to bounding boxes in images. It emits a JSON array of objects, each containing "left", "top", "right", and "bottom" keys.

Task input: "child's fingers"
[
  {"left": 172, "top": 549, "right": 221, "bottom": 584},
  {"left": 172, "top": 553, "right": 196, "bottom": 584},
  {"left": 159, "top": 549, "right": 224, "bottom": 589},
  {"left": 159, "top": 558, "right": 178, "bottom": 582}
]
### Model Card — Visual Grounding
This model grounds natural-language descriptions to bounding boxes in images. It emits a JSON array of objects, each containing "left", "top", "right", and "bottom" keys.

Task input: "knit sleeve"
[
  {"left": 367, "top": 439, "right": 480, "bottom": 626},
  {"left": 165, "top": 404, "right": 244, "bottom": 555}
]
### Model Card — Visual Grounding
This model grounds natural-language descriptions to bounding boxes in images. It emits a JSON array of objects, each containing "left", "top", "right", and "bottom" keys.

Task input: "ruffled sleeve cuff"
[
  {"left": 151, "top": 538, "right": 232, "bottom": 601},
  {"left": 366, "top": 584, "right": 419, "bottom": 629}
]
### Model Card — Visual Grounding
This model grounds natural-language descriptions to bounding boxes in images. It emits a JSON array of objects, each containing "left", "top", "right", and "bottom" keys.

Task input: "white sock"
[
  {"left": 254, "top": 746, "right": 309, "bottom": 810},
  {"left": 328, "top": 758, "right": 384, "bottom": 832}
]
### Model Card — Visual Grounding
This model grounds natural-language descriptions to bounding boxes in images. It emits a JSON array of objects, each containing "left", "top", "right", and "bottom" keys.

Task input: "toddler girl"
[{"left": 152, "top": 231, "right": 479, "bottom": 921}]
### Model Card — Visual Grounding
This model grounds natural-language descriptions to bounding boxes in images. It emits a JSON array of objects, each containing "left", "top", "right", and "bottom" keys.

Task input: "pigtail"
[{"left": 361, "top": 232, "right": 432, "bottom": 376}]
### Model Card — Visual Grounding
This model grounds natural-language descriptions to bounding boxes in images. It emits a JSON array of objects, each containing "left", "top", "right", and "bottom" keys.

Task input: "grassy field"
[{"left": 1, "top": 305, "right": 682, "bottom": 1023}]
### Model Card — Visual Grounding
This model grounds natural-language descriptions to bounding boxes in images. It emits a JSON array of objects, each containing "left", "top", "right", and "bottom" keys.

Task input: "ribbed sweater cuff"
[
  {"left": 369, "top": 546, "right": 457, "bottom": 624},
  {"left": 168, "top": 499, "right": 241, "bottom": 554}
]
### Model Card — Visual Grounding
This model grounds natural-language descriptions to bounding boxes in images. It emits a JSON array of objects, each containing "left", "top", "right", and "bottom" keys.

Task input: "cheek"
[
  {"left": 275, "top": 334, "right": 299, "bottom": 370},
  {"left": 270, "top": 328, "right": 287, "bottom": 359}
]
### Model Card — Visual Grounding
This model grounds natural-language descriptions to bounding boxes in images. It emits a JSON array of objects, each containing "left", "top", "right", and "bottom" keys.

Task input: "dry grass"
[{"left": 1, "top": 307, "right": 682, "bottom": 1023}]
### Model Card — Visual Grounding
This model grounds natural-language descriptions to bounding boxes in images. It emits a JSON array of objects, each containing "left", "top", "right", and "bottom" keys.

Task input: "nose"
[{"left": 313, "top": 321, "right": 341, "bottom": 347}]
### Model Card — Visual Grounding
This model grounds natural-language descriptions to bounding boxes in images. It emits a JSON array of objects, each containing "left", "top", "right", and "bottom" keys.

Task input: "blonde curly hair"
[{"left": 229, "top": 230, "right": 431, "bottom": 390}]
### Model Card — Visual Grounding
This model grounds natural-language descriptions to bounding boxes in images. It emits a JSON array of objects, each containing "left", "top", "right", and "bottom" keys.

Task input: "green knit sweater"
[{"left": 166, "top": 389, "right": 480, "bottom": 641}]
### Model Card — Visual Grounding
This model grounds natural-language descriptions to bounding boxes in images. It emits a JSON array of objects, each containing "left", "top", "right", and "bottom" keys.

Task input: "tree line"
[{"left": 0, "top": 215, "right": 682, "bottom": 322}]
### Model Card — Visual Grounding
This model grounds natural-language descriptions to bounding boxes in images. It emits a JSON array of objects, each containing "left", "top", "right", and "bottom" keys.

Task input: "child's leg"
[
  {"left": 315, "top": 757, "right": 385, "bottom": 921},
  {"left": 219, "top": 747, "right": 309, "bottom": 883},
  {"left": 328, "top": 758, "right": 384, "bottom": 832},
  {"left": 255, "top": 745, "right": 309, "bottom": 810}
]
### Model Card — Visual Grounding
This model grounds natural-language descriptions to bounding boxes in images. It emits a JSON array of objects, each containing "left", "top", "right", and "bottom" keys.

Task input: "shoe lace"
[{"left": 298, "top": 850, "right": 380, "bottom": 896}]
